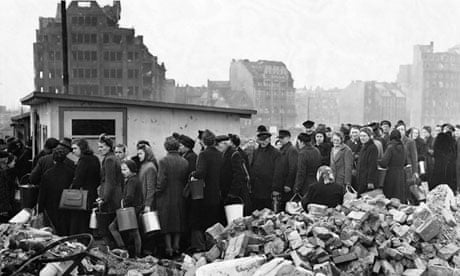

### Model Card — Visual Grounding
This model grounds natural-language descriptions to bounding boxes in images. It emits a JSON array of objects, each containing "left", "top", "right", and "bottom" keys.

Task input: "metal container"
[
  {"left": 19, "top": 185, "right": 39, "bottom": 209},
  {"left": 419, "top": 161, "right": 426, "bottom": 175},
  {"left": 89, "top": 208, "right": 98, "bottom": 229},
  {"left": 377, "top": 167, "right": 387, "bottom": 188},
  {"left": 116, "top": 200, "right": 138, "bottom": 231},
  {"left": 141, "top": 211, "right": 161, "bottom": 233}
]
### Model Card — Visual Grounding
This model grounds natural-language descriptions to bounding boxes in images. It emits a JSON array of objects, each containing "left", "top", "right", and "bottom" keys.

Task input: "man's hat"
[
  {"left": 297, "top": 132, "right": 312, "bottom": 143},
  {"left": 257, "top": 131, "right": 272, "bottom": 139},
  {"left": 277, "top": 130, "right": 291, "bottom": 139},
  {"left": 58, "top": 137, "right": 72, "bottom": 150},
  {"left": 302, "top": 120, "right": 315, "bottom": 129},
  {"left": 257, "top": 125, "right": 268, "bottom": 133},
  {"left": 368, "top": 122, "right": 380, "bottom": 131},
  {"left": 380, "top": 120, "right": 391, "bottom": 127},
  {"left": 215, "top": 135, "right": 230, "bottom": 143}
]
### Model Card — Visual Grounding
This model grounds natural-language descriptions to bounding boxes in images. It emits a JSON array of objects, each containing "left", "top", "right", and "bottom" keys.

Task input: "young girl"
[{"left": 109, "top": 160, "right": 143, "bottom": 257}]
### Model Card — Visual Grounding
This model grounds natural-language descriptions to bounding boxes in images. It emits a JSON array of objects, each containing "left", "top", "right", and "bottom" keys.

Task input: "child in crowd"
[{"left": 109, "top": 160, "right": 143, "bottom": 257}]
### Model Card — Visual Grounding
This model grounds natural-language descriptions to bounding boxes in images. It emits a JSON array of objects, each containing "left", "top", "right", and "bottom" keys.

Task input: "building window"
[
  {"left": 117, "top": 69, "right": 122, "bottom": 79},
  {"left": 91, "top": 17, "right": 97, "bottom": 26},
  {"left": 78, "top": 51, "right": 84, "bottom": 61},
  {"left": 104, "top": 86, "right": 110, "bottom": 95},
  {"left": 72, "top": 119, "right": 115, "bottom": 136},
  {"left": 103, "top": 69, "right": 109, "bottom": 78},
  {"left": 128, "top": 86, "right": 134, "bottom": 96},
  {"left": 78, "top": 16, "right": 84, "bottom": 25},
  {"left": 91, "top": 69, "right": 97, "bottom": 78},
  {"left": 49, "top": 51, "right": 55, "bottom": 60},
  {"left": 113, "top": 35, "right": 122, "bottom": 44},
  {"left": 85, "top": 69, "right": 91, "bottom": 79},
  {"left": 103, "top": 33, "right": 109, "bottom": 43},
  {"left": 85, "top": 51, "right": 91, "bottom": 61},
  {"left": 110, "top": 69, "right": 116, "bottom": 78},
  {"left": 90, "top": 34, "right": 97, "bottom": 43},
  {"left": 91, "top": 51, "right": 97, "bottom": 61},
  {"left": 71, "top": 17, "right": 78, "bottom": 25},
  {"left": 110, "top": 86, "right": 116, "bottom": 95},
  {"left": 116, "top": 52, "right": 122, "bottom": 61},
  {"left": 126, "top": 34, "right": 133, "bottom": 44},
  {"left": 110, "top": 52, "right": 116, "bottom": 61},
  {"left": 117, "top": 86, "right": 122, "bottom": 95},
  {"left": 104, "top": 52, "right": 109, "bottom": 61}
]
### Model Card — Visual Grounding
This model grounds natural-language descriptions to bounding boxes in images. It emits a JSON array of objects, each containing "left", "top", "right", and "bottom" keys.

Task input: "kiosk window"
[{"left": 72, "top": 119, "right": 115, "bottom": 136}]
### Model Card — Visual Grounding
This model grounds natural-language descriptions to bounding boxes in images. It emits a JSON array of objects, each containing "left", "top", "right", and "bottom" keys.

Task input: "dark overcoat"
[
  {"left": 155, "top": 151, "right": 189, "bottom": 233},
  {"left": 294, "top": 145, "right": 321, "bottom": 196},
  {"left": 379, "top": 140, "right": 406, "bottom": 202},
  {"left": 250, "top": 144, "right": 281, "bottom": 199},
  {"left": 100, "top": 152, "right": 123, "bottom": 212},
  {"left": 356, "top": 140, "right": 378, "bottom": 195}
]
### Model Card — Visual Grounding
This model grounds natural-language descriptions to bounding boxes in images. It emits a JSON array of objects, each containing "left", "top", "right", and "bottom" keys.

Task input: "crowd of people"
[{"left": 0, "top": 118, "right": 459, "bottom": 258}]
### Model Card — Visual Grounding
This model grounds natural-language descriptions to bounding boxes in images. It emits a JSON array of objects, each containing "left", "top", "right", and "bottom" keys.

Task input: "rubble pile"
[{"left": 187, "top": 185, "right": 460, "bottom": 276}]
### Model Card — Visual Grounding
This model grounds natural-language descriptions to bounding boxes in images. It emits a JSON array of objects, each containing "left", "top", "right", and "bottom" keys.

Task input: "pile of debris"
[{"left": 185, "top": 185, "right": 460, "bottom": 276}]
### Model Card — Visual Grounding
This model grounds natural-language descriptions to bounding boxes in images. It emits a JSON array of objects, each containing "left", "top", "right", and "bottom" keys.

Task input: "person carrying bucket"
[
  {"left": 216, "top": 135, "right": 251, "bottom": 224},
  {"left": 108, "top": 160, "right": 143, "bottom": 257}
]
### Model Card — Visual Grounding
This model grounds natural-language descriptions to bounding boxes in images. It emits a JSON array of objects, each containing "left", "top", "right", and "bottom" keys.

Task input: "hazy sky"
[{"left": 1, "top": 0, "right": 460, "bottom": 109}]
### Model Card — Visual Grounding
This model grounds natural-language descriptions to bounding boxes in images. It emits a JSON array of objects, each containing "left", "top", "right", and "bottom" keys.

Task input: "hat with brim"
[
  {"left": 216, "top": 135, "right": 230, "bottom": 143},
  {"left": 257, "top": 131, "right": 272, "bottom": 139},
  {"left": 179, "top": 135, "right": 195, "bottom": 149},
  {"left": 277, "top": 129, "right": 291, "bottom": 139},
  {"left": 303, "top": 120, "right": 315, "bottom": 129}
]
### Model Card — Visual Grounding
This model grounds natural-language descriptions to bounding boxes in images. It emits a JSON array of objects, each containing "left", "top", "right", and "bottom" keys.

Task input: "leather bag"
[{"left": 59, "top": 187, "right": 88, "bottom": 210}]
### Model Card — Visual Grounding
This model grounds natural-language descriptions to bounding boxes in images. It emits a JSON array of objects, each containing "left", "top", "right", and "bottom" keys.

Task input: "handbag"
[
  {"left": 343, "top": 184, "right": 357, "bottom": 204},
  {"left": 59, "top": 185, "right": 88, "bottom": 211}
]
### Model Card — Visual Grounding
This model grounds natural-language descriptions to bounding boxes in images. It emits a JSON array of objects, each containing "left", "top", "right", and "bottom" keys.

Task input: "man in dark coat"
[
  {"left": 32, "top": 138, "right": 59, "bottom": 167},
  {"left": 294, "top": 133, "right": 321, "bottom": 196},
  {"left": 30, "top": 138, "right": 75, "bottom": 186},
  {"left": 396, "top": 122, "right": 419, "bottom": 184},
  {"left": 346, "top": 125, "right": 362, "bottom": 188},
  {"left": 302, "top": 120, "right": 316, "bottom": 141},
  {"left": 250, "top": 131, "right": 281, "bottom": 211},
  {"left": 274, "top": 130, "right": 298, "bottom": 211},
  {"left": 190, "top": 130, "right": 223, "bottom": 251},
  {"left": 381, "top": 120, "right": 392, "bottom": 150}
]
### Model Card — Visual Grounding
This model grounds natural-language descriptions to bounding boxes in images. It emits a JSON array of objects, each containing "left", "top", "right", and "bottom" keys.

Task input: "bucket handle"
[
  {"left": 289, "top": 193, "right": 302, "bottom": 202},
  {"left": 224, "top": 195, "right": 244, "bottom": 205},
  {"left": 120, "top": 199, "right": 125, "bottom": 209}
]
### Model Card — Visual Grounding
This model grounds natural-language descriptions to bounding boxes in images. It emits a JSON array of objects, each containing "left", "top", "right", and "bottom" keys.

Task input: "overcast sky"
[{"left": 1, "top": 0, "right": 460, "bottom": 109}]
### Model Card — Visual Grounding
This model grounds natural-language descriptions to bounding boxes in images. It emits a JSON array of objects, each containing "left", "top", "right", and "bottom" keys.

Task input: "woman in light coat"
[
  {"left": 329, "top": 132, "right": 353, "bottom": 187},
  {"left": 137, "top": 144, "right": 158, "bottom": 211}
]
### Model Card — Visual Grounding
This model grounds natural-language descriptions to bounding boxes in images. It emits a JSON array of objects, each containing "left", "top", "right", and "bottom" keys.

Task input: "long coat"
[
  {"left": 100, "top": 152, "right": 123, "bottom": 212},
  {"left": 183, "top": 150, "right": 197, "bottom": 176},
  {"left": 431, "top": 133, "right": 456, "bottom": 191},
  {"left": 294, "top": 145, "right": 321, "bottom": 196},
  {"left": 402, "top": 136, "right": 418, "bottom": 175},
  {"left": 379, "top": 140, "right": 406, "bottom": 202},
  {"left": 330, "top": 144, "right": 353, "bottom": 186},
  {"left": 30, "top": 154, "right": 75, "bottom": 185},
  {"left": 69, "top": 154, "right": 101, "bottom": 235},
  {"left": 38, "top": 163, "right": 74, "bottom": 236},
  {"left": 356, "top": 140, "right": 378, "bottom": 195},
  {"left": 250, "top": 144, "right": 281, "bottom": 199},
  {"left": 316, "top": 142, "right": 332, "bottom": 166},
  {"left": 155, "top": 152, "right": 189, "bottom": 233},
  {"left": 139, "top": 161, "right": 157, "bottom": 209},
  {"left": 274, "top": 142, "right": 298, "bottom": 193},
  {"left": 191, "top": 146, "right": 223, "bottom": 230}
]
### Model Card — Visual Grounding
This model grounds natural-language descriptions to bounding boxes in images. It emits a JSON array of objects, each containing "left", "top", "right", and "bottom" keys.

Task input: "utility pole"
[{"left": 61, "top": 0, "right": 69, "bottom": 94}]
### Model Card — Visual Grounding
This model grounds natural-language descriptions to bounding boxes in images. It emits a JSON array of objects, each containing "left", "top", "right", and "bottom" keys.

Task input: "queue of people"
[{"left": 1, "top": 119, "right": 460, "bottom": 259}]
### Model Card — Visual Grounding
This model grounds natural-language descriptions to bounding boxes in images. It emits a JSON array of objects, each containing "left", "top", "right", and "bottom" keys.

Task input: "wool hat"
[
  {"left": 380, "top": 120, "right": 392, "bottom": 127},
  {"left": 179, "top": 135, "right": 195, "bottom": 149},
  {"left": 202, "top": 130, "right": 216, "bottom": 146},
  {"left": 215, "top": 135, "right": 230, "bottom": 143},
  {"left": 58, "top": 137, "right": 72, "bottom": 151},
  {"left": 302, "top": 120, "right": 315, "bottom": 129},
  {"left": 277, "top": 130, "right": 291, "bottom": 139},
  {"left": 44, "top": 138, "right": 60, "bottom": 150}
]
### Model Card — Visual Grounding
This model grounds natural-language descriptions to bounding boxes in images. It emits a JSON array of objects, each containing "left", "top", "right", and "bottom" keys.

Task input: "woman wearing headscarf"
[
  {"left": 137, "top": 144, "right": 158, "bottom": 211},
  {"left": 329, "top": 132, "right": 353, "bottom": 187},
  {"left": 431, "top": 132, "right": 457, "bottom": 192},
  {"left": 69, "top": 139, "right": 101, "bottom": 235},
  {"left": 301, "top": 166, "right": 344, "bottom": 209},
  {"left": 356, "top": 127, "right": 378, "bottom": 195},
  {"left": 38, "top": 148, "right": 74, "bottom": 235},
  {"left": 379, "top": 130, "right": 407, "bottom": 202},
  {"left": 98, "top": 134, "right": 123, "bottom": 213},
  {"left": 156, "top": 137, "right": 189, "bottom": 257}
]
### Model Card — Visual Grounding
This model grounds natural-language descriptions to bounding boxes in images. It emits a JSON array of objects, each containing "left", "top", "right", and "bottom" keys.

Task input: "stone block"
[{"left": 416, "top": 218, "right": 441, "bottom": 242}]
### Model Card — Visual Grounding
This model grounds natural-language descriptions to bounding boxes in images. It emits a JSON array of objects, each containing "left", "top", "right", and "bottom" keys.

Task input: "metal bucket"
[
  {"left": 190, "top": 179, "right": 204, "bottom": 200},
  {"left": 141, "top": 211, "right": 161, "bottom": 233},
  {"left": 19, "top": 185, "right": 39, "bottom": 209},
  {"left": 225, "top": 204, "right": 244, "bottom": 224},
  {"left": 116, "top": 202, "right": 138, "bottom": 232},
  {"left": 419, "top": 161, "right": 426, "bottom": 175},
  {"left": 377, "top": 167, "right": 387, "bottom": 188},
  {"left": 89, "top": 208, "right": 98, "bottom": 229}
]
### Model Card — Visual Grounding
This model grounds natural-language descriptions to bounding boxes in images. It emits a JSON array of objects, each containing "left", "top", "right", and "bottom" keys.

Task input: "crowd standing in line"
[{"left": 2, "top": 119, "right": 460, "bottom": 258}]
